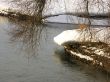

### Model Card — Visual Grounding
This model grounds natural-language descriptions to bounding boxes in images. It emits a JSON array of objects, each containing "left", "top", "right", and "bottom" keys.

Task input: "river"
[{"left": 0, "top": 16, "right": 110, "bottom": 82}]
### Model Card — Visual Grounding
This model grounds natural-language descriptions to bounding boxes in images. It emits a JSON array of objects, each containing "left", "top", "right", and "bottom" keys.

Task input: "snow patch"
[
  {"left": 70, "top": 51, "right": 93, "bottom": 61},
  {"left": 54, "top": 28, "right": 110, "bottom": 45}
]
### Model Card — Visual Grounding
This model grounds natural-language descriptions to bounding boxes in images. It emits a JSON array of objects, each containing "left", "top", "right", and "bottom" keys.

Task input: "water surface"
[{"left": 0, "top": 16, "right": 110, "bottom": 82}]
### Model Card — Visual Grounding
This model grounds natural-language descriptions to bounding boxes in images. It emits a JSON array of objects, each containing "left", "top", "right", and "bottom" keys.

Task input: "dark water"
[{"left": 0, "top": 16, "right": 110, "bottom": 82}]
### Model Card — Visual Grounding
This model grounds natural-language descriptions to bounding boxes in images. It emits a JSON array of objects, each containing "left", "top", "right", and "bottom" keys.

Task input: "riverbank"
[
  {"left": 0, "top": 8, "right": 109, "bottom": 22},
  {"left": 54, "top": 27, "right": 110, "bottom": 73},
  {"left": 0, "top": 9, "right": 34, "bottom": 20},
  {"left": 63, "top": 41, "right": 110, "bottom": 73}
]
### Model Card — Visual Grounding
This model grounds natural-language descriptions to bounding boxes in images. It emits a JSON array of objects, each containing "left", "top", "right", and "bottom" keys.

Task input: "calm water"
[{"left": 0, "top": 16, "right": 110, "bottom": 82}]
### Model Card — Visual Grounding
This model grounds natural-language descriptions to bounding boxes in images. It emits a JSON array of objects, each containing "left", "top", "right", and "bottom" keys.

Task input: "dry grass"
[{"left": 79, "top": 24, "right": 88, "bottom": 30}]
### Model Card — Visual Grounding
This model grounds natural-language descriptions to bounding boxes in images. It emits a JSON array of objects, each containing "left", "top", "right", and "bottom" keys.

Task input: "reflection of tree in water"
[{"left": 8, "top": 18, "right": 47, "bottom": 57}]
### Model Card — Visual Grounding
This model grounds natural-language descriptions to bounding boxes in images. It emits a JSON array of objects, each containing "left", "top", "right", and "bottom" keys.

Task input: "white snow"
[
  {"left": 70, "top": 51, "right": 93, "bottom": 61},
  {"left": 54, "top": 27, "right": 110, "bottom": 61},
  {"left": 54, "top": 28, "right": 110, "bottom": 45},
  {"left": 0, "top": 0, "right": 9, "bottom": 9}
]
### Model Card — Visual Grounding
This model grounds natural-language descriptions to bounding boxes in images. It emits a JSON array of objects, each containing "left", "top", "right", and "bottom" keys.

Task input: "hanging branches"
[
  {"left": 10, "top": 0, "right": 47, "bottom": 23},
  {"left": 9, "top": 0, "right": 110, "bottom": 25}
]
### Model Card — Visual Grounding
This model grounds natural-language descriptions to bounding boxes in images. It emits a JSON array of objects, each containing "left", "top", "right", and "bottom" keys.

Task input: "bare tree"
[{"left": 10, "top": 0, "right": 47, "bottom": 23}]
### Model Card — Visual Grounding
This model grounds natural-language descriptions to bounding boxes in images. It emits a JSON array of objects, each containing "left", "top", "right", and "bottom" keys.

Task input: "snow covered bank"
[
  {"left": 54, "top": 27, "right": 110, "bottom": 45},
  {"left": 54, "top": 27, "right": 110, "bottom": 73}
]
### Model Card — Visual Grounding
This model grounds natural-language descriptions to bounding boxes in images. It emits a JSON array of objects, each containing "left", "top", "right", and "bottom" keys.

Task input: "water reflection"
[
  {"left": 54, "top": 49, "right": 110, "bottom": 82},
  {"left": 8, "top": 18, "right": 47, "bottom": 57},
  {"left": 0, "top": 16, "right": 110, "bottom": 82}
]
